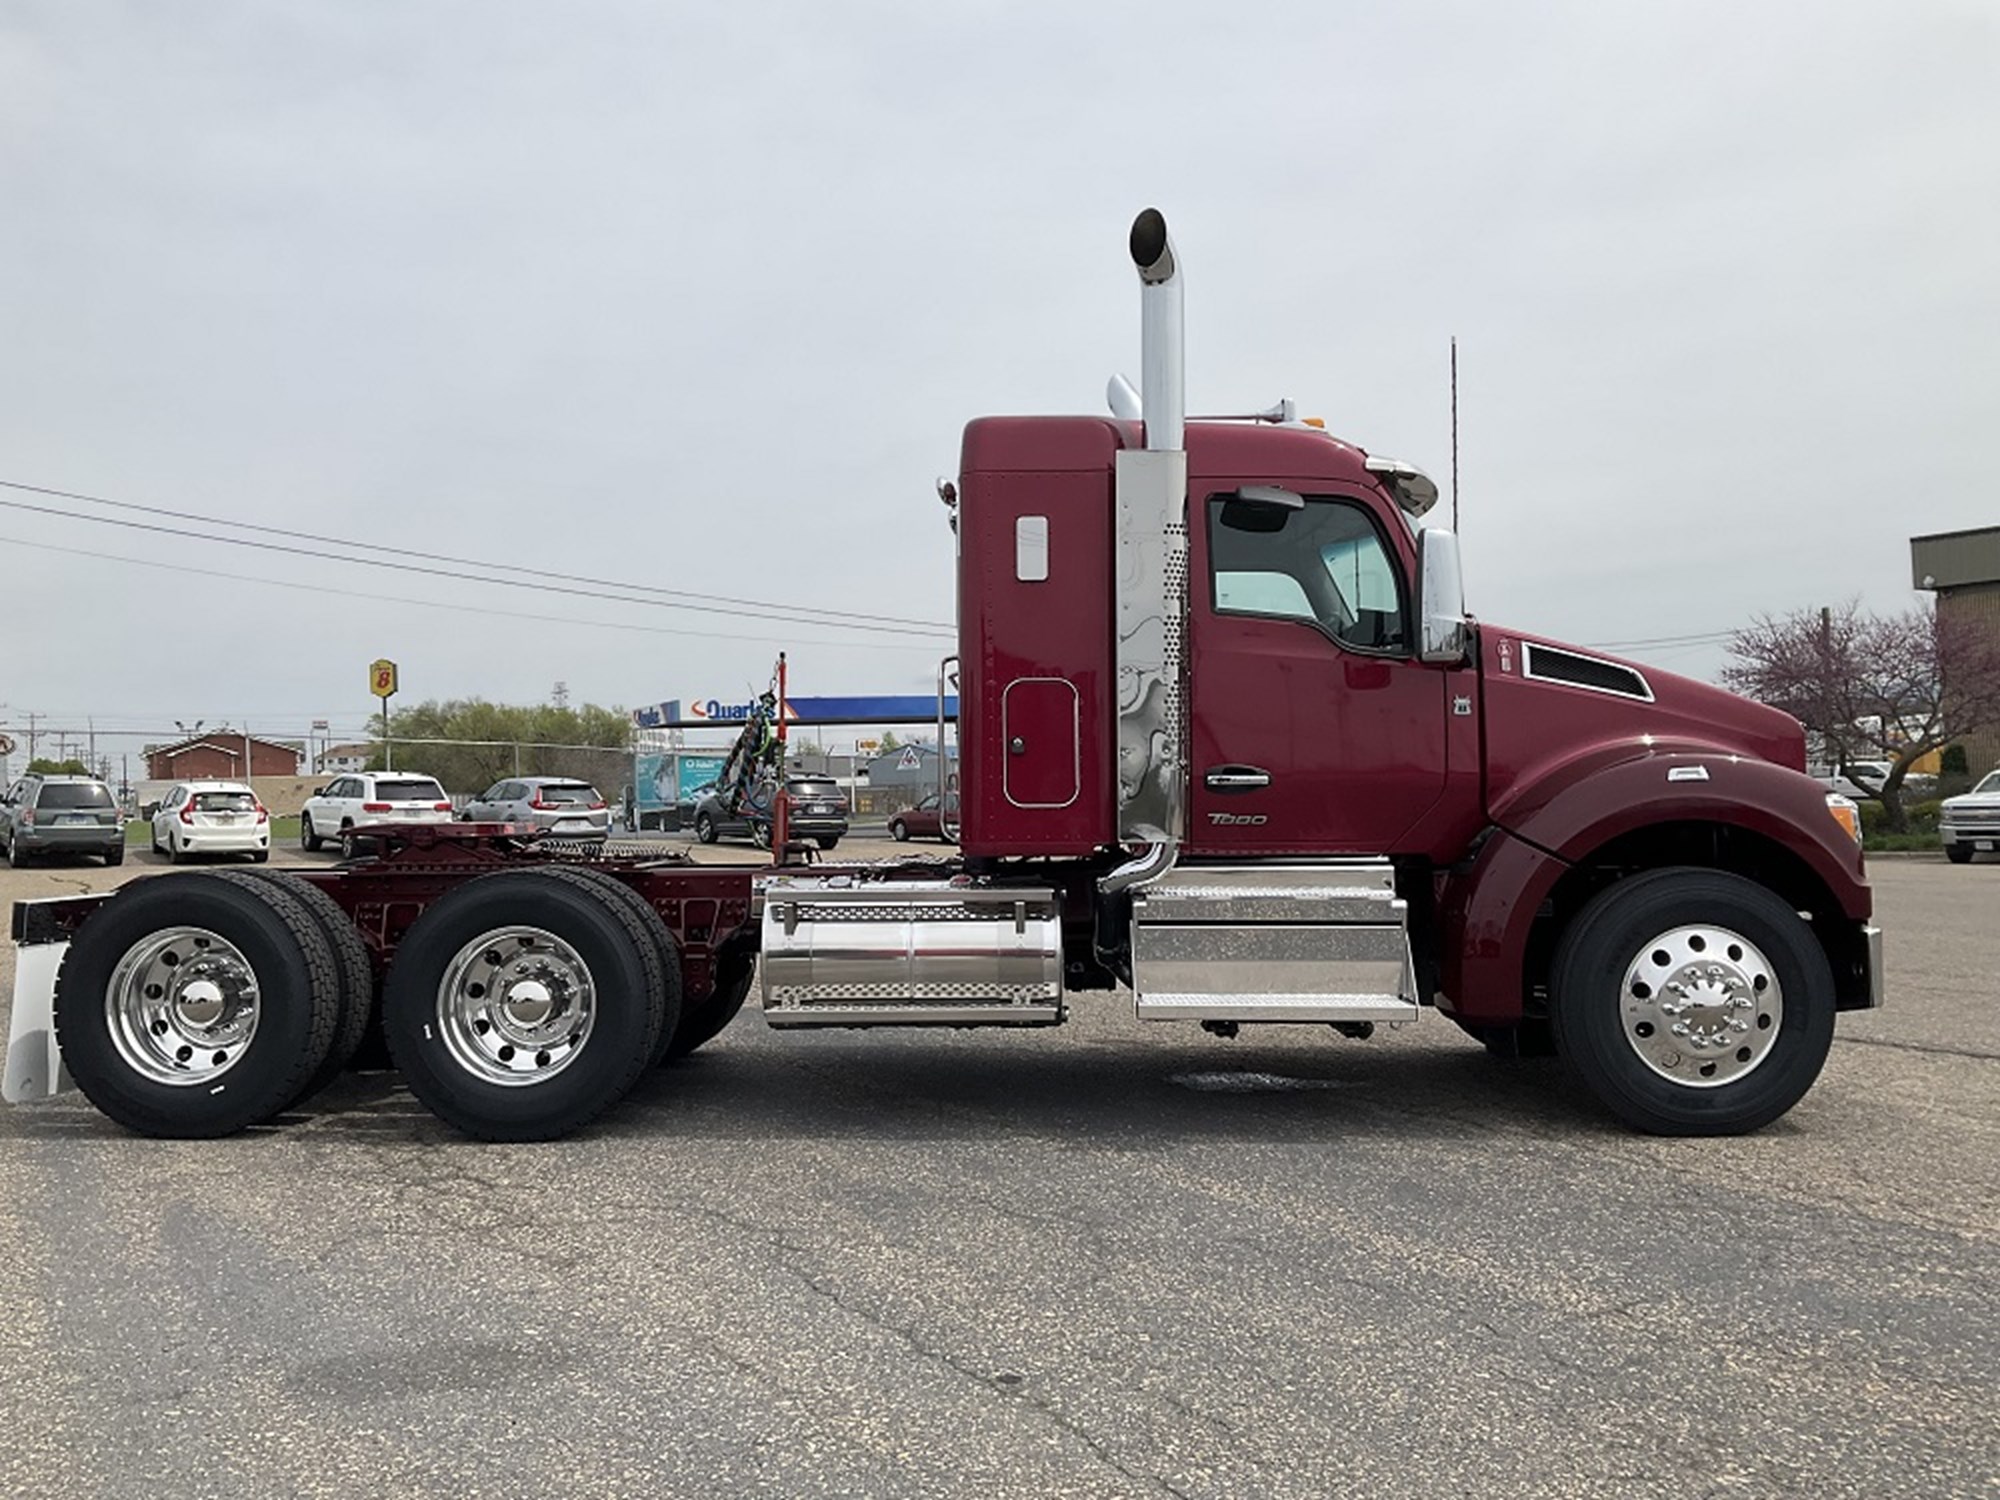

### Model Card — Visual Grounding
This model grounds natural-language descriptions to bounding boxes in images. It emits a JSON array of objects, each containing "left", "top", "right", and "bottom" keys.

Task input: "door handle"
[{"left": 1204, "top": 766, "right": 1271, "bottom": 791}]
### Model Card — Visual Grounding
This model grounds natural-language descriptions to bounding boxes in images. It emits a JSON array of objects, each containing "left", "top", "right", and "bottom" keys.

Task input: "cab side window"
[{"left": 1209, "top": 495, "right": 1408, "bottom": 653}]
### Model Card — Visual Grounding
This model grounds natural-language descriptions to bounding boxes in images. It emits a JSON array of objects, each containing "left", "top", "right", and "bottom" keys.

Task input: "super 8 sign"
[{"left": 370, "top": 659, "right": 399, "bottom": 698}]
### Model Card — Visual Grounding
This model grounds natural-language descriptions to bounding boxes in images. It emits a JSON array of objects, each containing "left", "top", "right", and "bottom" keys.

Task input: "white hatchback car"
[
  {"left": 151, "top": 781, "right": 271, "bottom": 863},
  {"left": 300, "top": 771, "right": 454, "bottom": 858}
]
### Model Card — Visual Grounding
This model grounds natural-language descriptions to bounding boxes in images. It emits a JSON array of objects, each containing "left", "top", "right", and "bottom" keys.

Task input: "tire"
[
  {"left": 750, "top": 820, "right": 771, "bottom": 851},
  {"left": 815, "top": 836, "right": 839, "bottom": 851},
  {"left": 300, "top": 813, "right": 323, "bottom": 853},
  {"left": 150, "top": 826, "right": 164, "bottom": 855},
  {"left": 1945, "top": 844, "right": 1973, "bottom": 865},
  {"left": 1549, "top": 867, "right": 1836, "bottom": 1136},
  {"left": 339, "top": 829, "right": 359, "bottom": 861},
  {"left": 169, "top": 832, "right": 188, "bottom": 865},
  {"left": 890, "top": 820, "right": 908, "bottom": 842},
  {"left": 380, "top": 868, "right": 670, "bottom": 1141},
  {"left": 219, "top": 868, "right": 377, "bottom": 1104},
  {"left": 8, "top": 835, "right": 28, "bottom": 869},
  {"left": 52, "top": 873, "right": 343, "bottom": 1137},
  {"left": 251, "top": 849, "right": 270, "bottom": 863},
  {"left": 695, "top": 813, "right": 717, "bottom": 845},
  {"left": 550, "top": 866, "right": 686, "bottom": 1068},
  {"left": 104, "top": 844, "right": 125, "bottom": 868},
  {"left": 666, "top": 947, "right": 754, "bottom": 1061}
]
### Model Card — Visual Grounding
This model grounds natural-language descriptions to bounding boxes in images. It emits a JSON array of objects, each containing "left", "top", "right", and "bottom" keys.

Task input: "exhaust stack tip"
[{"left": 1129, "top": 209, "right": 1174, "bottom": 283}]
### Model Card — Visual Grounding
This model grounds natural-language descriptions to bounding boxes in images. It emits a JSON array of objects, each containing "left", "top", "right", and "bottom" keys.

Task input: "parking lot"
[{"left": 0, "top": 854, "right": 1993, "bottom": 1498}]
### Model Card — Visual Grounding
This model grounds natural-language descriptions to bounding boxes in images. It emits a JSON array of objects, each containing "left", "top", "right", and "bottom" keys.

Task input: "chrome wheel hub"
[
  {"left": 436, "top": 926, "right": 596, "bottom": 1086},
  {"left": 1621, "top": 924, "right": 1783, "bottom": 1088},
  {"left": 106, "top": 926, "right": 261, "bottom": 1086}
]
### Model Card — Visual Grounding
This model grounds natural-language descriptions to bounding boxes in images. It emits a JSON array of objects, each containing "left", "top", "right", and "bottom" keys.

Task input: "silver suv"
[
  {"left": 0, "top": 774, "right": 125, "bottom": 867},
  {"left": 461, "top": 777, "right": 612, "bottom": 841}
]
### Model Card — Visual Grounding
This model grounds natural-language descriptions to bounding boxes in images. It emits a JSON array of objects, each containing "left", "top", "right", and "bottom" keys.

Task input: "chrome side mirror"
[{"left": 1417, "top": 528, "right": 1470, "bottom": 665}]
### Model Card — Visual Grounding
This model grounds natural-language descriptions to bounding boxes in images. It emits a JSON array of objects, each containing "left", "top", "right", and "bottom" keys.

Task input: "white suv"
[{"left": 301, "top": 771, "right": 453, "bottom": 858}]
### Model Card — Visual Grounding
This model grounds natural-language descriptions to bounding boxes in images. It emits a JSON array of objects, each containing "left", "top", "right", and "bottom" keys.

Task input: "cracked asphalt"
[{"left": 0, "top": 856, "right": 1994, "bottom": 1498}]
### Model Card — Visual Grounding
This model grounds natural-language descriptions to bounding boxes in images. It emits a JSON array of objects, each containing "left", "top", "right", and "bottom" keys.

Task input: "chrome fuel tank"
[{"left": 758, "top": 876, "right": 1064, "bottom": 1027}]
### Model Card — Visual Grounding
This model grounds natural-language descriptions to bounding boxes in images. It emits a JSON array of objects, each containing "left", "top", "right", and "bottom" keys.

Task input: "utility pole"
[{"left": 26, "top": 711, "right": 36, "bottom": 762}]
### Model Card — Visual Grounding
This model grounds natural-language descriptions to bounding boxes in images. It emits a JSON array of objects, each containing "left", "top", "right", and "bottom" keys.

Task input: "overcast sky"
[{"left": 2, "top": 0, "right": 1994, "bottom": 761}]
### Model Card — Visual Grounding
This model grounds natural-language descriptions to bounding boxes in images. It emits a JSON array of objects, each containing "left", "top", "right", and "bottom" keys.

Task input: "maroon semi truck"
[{"left": 4, "top": 210, "right": 1880, "bottom": 1142}]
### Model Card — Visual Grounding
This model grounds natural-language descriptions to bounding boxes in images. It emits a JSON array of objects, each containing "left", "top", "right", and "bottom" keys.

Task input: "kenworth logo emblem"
[{"left": 1207, "top": 812, "right": 1269, "bottom": 826}]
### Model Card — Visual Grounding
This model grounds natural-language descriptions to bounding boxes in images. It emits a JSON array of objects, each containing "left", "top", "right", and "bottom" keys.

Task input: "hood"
[{"left": 1479, "top": 627, "right": 1808, "bottom": 822}]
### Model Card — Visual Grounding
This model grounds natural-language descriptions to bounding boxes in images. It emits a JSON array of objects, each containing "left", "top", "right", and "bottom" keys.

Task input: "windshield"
[
  {"left": 194, "top": 791, "right": 257, "bottom": 812},
  {"left": 1973, "top": 772, "right": 2000, "bottom": 796},
  {"left": 38, "top": 783, "right": 114, "bottom": 809},
  {"left": 376, "top": 779, "right": 446, "bottom": 802}
]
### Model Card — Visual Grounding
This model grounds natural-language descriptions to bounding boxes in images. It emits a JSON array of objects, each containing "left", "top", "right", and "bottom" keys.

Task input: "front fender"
[{"left": 1438, "top": 752, "right": 1870, "bottom": 1023}]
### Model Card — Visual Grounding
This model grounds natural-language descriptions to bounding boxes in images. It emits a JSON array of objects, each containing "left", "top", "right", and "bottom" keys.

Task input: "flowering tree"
[{"left": 1723, "top": 599, "right": 2000, "bottom": 832}]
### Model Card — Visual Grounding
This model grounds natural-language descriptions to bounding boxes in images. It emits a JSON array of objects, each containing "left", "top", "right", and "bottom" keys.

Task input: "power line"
[
  {"left": 0, "top": 497, "right": 955, "bottom": 641},
  {"left": 0, "top": 532, "right": 943, "bottom": 653},
  {"left": 0, "top": 477, "right": 955, "bottom": 633}
]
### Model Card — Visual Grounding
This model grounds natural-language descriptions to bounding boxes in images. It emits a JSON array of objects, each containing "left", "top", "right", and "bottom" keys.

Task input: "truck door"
[{"left": 1187, "top": 486, "right": 1448, "bottom": 854}]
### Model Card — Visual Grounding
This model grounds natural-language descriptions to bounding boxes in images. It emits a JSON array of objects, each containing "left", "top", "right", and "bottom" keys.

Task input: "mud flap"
[{"left": 4, "top": 942, "right": 72, "bottom": 1102}]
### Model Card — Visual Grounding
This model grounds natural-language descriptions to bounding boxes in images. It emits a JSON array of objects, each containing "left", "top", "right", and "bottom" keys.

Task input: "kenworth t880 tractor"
[{"left": 5, "top": 210, "right": 1880, "bottom": 1141}]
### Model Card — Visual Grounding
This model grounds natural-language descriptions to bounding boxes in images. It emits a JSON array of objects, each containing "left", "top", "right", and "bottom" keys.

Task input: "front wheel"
[
  {"left": 1945, "top": 844, "right": 1973, "bottom": 865},
  {"left": 890, "top": 820, "right": 908, "bottom": 842},
  {"left": 300, "top": 814, "right": 323, "bottom": 853},
  {"left": 1549, "top": 868, "right": 1835, "bottom": 1136},
  {"left": 694, "top": 814, "right": 717, "bottom": 845}
]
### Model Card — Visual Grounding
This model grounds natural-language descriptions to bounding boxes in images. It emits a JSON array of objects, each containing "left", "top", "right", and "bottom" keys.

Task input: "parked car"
[
  {"left": 693, "top": 775, "right": 848, "bottom": 850},
  {"left": 461, "top": 777, "right": 612, "bottom": 841},
  {"left": 0, "top": 774, "right": 124, "bottom": 867},
  {"left": 150, "top": 781, "right": 270, "bottom": 863},
  {"left": 1939, "top": 770, "right": 2000, "bottom": 865},
  {"left": 888, "top": 790, "right": 960, "bottom": 843},
  {"left": 1811, "top": 760, "right": 1937, "bottom": 801},
  {"left": 300, "top": 771, "right": 454, "bottom": 857}
]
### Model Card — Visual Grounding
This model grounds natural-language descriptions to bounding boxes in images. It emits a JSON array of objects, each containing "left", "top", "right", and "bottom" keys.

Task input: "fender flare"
[{"left": 1438, "top": 753, "right": 1869, "bottom": 1023}]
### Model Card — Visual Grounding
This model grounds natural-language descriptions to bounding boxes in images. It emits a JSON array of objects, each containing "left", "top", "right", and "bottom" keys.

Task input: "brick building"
[
  {"left": 1912, "top": 525, "right": 2000, "bottom": 777},
  {"left": 145, "top": 732, "right": 303, "bottom": 782}
]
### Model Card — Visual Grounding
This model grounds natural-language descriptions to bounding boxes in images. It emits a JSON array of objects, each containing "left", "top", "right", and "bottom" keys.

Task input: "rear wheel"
[
  {"left": 541, "top": 865, "right": 686, "bottom": 1067},
  {"left": 1945, "top": 844, "right": 1973, "bottom": 865},
  {"left": 220, "top": 868, "right": 376, "bottom": 1104},
  {"left": 1549, "top": 867, "right": 1835, "bottom": 1136},
  {"left": 168, "top": 832, "right": 188, "bottom": 865},
  {"left": 104, "top": 844, "right": 125, "bottom": 867},
  {"left": 815, "top": 835, "right": 839, "bottom": 851},
  {"left": 8, "top": 836, "right": 29, "bottom": 869},
  {"left": 750, "top": 820, "right": 771, "bottom": 851},
  {"left": 52, "top": 873, "right": 343, "bottom": 1137},
  {"left": 381, "top": 868, "right": 669, "bottom": 1140}
]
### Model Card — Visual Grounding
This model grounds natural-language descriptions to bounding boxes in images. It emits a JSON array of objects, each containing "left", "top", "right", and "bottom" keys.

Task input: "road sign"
[
  {"left": 897, "top": 746, "right": 923, "bottom": 771},
  {"left": 0, "top": 733, "right": 14, "bottom": 757},
  {"left": 369, "top": 659, "right": 399, "bottom": 698}
]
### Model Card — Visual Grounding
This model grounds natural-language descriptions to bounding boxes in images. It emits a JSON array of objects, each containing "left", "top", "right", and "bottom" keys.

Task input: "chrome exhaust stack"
[{"left": 1107, "top": 208, "right": 1188, "bottom": 887}]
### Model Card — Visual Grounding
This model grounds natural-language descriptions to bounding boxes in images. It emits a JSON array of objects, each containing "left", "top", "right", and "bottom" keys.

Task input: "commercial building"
[{"left": 1912, "top": 525, "right": 2000, "bottom": 776}]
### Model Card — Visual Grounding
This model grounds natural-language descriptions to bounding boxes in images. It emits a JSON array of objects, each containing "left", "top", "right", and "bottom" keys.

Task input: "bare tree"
[{"left": 1724, "top": 599, "right": 2000, "bottom": 831}]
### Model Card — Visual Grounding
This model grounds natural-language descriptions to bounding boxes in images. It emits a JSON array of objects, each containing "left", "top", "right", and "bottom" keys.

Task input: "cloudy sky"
[{"left": 2, "top": 0, "right": 1994, "bottom": 761}]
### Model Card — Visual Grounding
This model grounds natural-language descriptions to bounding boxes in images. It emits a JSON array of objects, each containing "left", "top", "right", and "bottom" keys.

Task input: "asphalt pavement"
[{"left": 0, "top": 856, "right": 1993, "bottom": 1499}]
